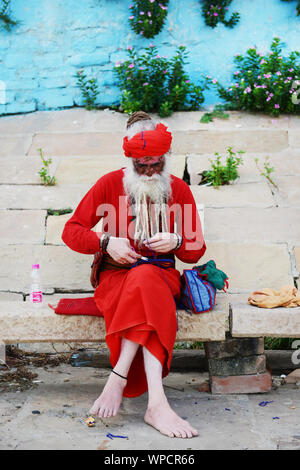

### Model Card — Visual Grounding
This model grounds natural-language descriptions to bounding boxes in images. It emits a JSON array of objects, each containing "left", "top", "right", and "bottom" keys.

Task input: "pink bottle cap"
[{"left": 32, "top": 264, "right": 40, "bottom": 269}]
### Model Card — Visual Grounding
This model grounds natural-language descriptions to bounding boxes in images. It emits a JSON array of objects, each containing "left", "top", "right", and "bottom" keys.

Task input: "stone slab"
[
  {"left": 171, "top": 130, "right": 288, "bottom": 154},
  {"left": 210, "top": 371, "right": 272, "bottom": 394},
  {"left": 0, "top": 134, "right": 33, "bottom": 157},
  {"left": 191, "top": 181, "right": 275, "bottom": 208},
  {"left": 46, "top": 213, "right": 73, "bottom": 245},
  {"left": 0, "top": 245, "right": 93, "bottom": 293},
  {"left": 231, "top": 302, "right": 300, "bottom": 338},
  {"left": 205, "top": 337, "right": 264, "bottom": 359},
  {"left": 0, "top": 210, "right": 47, "bottom": 245},
  {"left": 27, "top": 132, "right": 125, "bottom": 156},
  {"left": 208, "top": 354, "right": 266, "bottom": 376},
  {"left": 176, "top": 243, "right": 294, "bottom": 293},
  {"left": 289, "top": 129, "right": 300, "bottom": 148},
  {"left": 0, "top": 293, "right": 23, "bottom": 301},
  {"left": 205, "top": 207, "right": 300, "bottom": 244},
  {"left": 0, "top": 156, "right": 58, "bottom": 184},
  {"left": 0, "top": 296, "right": 228, "bottom": 343},
  {"left": 294, "top": 246, "right": 300, "bottom": 277},
  {"left": 275, "top": 176, "right": 300, "bottom": 207},
  {"left": 0, "top": 109, "right": 128, "bottom": 134},
  {"left": 0, "top": 184, "right": 91, "bottom": 210},
  {"left": 54, "top": 156, "right": 126, "bottom": 184}
]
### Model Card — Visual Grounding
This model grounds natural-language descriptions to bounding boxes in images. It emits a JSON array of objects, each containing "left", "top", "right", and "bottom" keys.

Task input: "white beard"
[{"left": 123, "top": 157, "right": 172, "bottom": 244}]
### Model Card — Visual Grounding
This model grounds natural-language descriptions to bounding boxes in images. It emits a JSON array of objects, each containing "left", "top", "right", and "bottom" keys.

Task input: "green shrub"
[
  {"left": 128, "top": 0, "right": 169, "bottom": 38},
  {"left": 200, "top": 146, "right": 245, "bottom": 188},
  {"left": 76, "top": 69, "right": 99, "bottom": 110},
  {"left": 206, "top": 37, "right": 300, "bottom": 116},
  {"left": 114, "top": 44, "right": 210, "bottom": 117},
  {"left": 201, "top": 0, "right": 240, "bottom": 28},
  {"left": 0, "top": 0, "right": 19, "bottom": 31}
]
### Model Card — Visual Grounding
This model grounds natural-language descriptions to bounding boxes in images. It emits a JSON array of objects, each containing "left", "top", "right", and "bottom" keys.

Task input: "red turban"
[{"left": 123, "top": 123, "right": 172, "bottom": 158}]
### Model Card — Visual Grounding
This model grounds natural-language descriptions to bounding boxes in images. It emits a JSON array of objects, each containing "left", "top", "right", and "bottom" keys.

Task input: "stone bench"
[{"left": 1, "top": 297, "right": 300, "bottom": 394}]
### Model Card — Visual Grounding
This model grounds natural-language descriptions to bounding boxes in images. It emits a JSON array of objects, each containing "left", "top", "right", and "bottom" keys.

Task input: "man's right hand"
[{"left": 106, "top": 236, "right": 142, "bottom": 264}]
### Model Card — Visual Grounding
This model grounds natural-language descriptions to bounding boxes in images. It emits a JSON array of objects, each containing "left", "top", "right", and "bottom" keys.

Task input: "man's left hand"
[{"left": 143, "top": 232, "right": 178, "bottom": 253}]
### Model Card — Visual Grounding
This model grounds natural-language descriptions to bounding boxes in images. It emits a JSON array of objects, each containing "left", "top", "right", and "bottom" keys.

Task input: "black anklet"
[{"left": 112, "top": 369, "right": 127, "bottom": 380}]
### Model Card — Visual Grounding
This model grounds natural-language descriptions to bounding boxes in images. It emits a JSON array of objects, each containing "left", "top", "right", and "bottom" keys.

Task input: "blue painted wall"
[{"left": 0, "top": 0, "right": 299, "bottom": 115}]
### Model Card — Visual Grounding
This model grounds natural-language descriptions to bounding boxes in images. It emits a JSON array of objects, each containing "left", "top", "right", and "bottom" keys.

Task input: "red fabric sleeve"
[
  {"left": 61, "top": 179, "right": 104, "bottom": 254},
  {"left": 172, "top": 182, "right": 206, "bottom": 264}
]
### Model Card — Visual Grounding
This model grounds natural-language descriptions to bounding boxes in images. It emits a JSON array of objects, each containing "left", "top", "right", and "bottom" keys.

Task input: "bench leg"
[{"left": 205, "top": 334, "right": 272, "bottom": 394}]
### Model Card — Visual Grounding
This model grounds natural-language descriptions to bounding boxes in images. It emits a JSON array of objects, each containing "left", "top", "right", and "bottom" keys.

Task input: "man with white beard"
[{"left": 62, "top": 111, "right": 206, "bottom": 439}]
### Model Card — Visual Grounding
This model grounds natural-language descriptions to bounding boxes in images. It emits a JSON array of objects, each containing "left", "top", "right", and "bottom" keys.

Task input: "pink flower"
[
  {"left": 213, "top": 12, "right": 218, "bottom": 16},
  {"left": 260, "top": 59, "right": 266, "bottom": 65},
  {"left": 212, "top": 78, "right": 218, "bottom": 84},
  {"left": 147, "top": 11, "right": 151, "bottom": 17},
  {"left": 263, "top": 73, "right": 271, "bottom": 79},
  {"left": 234, "top": 71, "right": 240, "bottom": 75},
  {"left": 155, "top": 54, "right": 160, "bottom": 59},
  {"left": 159, "top": 3, "right": 167, "bottom": 10},
  {"left": 127, "top": 45, "right": 133, "bottom": 50},
  {"left": 287, "top": 76, "right": 292, "bottom": 80},
  {"left": 140, "top": 31, "right": 144, "bottom": 35},
  {"left": 276, "top": 71, "right": 282, "bottom": 76},
  {"left": 149, "top": 43, "right": 155, "bottom": 48},
  {"left": 266, "top": 96, "right": 271, "bottom": 102},
  {"left": 288, "top": 68, "right": 294, "bottom": 72},
  {"left": 128, "top": 63, "right": 134, "bottom": 68},
  {"left": 149, "top": 20, "right": 152, "bottom": 24},
  {"left": 275, "top": 104, "right": 280, "bottom": 108},
  {"left": 143, "top": 82, "right": 149, "bottom": 86},
  {"left": 163, "top": 70, "right": 167, "bottom": 74},
  {"left": 129, "top": 15, "right": 134, "bottom": 20},
  {"left": 140, "top": 11, "right": 144, "bottom": 15},
  {"left": 186, "top": 80, "right": 190, "bottom": 83}
]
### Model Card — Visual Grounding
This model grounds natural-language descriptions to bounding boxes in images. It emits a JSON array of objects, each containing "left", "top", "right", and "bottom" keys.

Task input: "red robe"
[{"left": 62, "top": 168, "right": 206, "bottom": 397}]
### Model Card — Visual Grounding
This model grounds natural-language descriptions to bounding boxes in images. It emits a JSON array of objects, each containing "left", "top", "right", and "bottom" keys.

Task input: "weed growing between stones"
[
  {"left": 201, "top": 0, "right": 240, "bottom": 28},
  {"left": 38, "top": 148, "right": 56, "bottom": 186},
  {"left": 199, "top": 146, "right": 245, "bottom": 188},
  {"left": 76, "top": 69, "right": 99, "bottom": 110},
  {"left": 47, "top": 208, "right": 73, "bottom": 216},
  {"left": 114, "top": 44, "right": 210, "bottom": 117},
  {"left": 128, "top": 0, "right": 169, "bottom": 39},
  {"left": 255, "top": 156, "right": 278, "bottom": 189},
  {"left": 200, "top": 104, "right": 230, "bottom": 123},
  {"left": 206, "top": 37, "right": 300, "bottom": 116}
]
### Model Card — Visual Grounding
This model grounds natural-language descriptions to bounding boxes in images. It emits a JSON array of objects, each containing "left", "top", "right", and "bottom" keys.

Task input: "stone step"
[
  {"left": 186, "top": 149, "right": 300, "bottom": 186},
  {"left": 191, "top": 181, "right": 275, "bottom": 208},
  {"left": 1, "top": 241, "right": 293, "bottom": 294},
  {"left": 0, "top": 109, "right": 298, "bottom": 134},
  {"left": 25, "top": 129, "right": 290, "bottom": 157},
  {"left": 176, "top": 242, "right": 294, "bottom": 293},
  {"left": 0, "top": 296, "right": 229, "bottom": 343},
  {"left": 204, "top": 207, "right": 300, "bottom": 244}
]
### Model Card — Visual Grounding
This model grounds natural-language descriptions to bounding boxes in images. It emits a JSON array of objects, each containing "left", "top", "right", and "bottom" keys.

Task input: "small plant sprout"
[
  {"left": 76, "top": 69, "right": 99, "bottom": 110},
  {"left": 200, "top": 146, "right": 245, "bottom": 188},
  {"left": 38, "top": 148, "right": 56, "bottom": 186},
  {"left": 254, "top": 156, "right": 278, "bottom": 188}
]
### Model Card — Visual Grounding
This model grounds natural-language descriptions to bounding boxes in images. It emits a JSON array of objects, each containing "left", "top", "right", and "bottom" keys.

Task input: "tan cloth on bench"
[{"left": 248, "top": 285, "right": 300, "bottom": 308}]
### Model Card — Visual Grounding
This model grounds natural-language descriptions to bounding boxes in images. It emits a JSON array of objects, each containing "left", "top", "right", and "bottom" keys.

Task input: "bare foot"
[
  {"left": 144, "top": 399, "right": 198, "bottom": 438},
  {"left": 89, "top": 372, "right": 126, "bottom": 418}
]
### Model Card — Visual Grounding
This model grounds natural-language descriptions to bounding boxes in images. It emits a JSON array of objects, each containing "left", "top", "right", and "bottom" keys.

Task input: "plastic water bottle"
[{"left": 30, "top": 264, "right": 43, "bottom": 307}]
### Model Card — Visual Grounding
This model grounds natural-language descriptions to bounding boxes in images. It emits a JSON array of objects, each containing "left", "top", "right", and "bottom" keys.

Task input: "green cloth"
[{"left": 194, "top": 260, "right": 228, "bottom": 291}]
